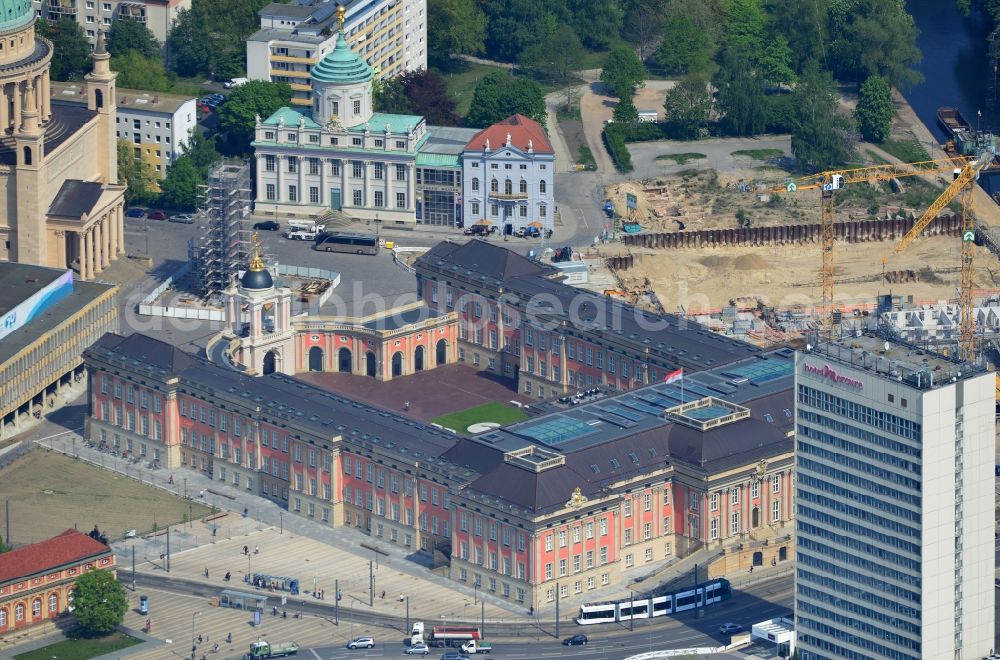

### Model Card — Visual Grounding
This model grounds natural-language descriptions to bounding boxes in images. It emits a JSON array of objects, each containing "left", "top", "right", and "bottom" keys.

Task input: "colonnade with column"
[
  {"left": 254, "top": 152, "right": 417, "bottom": 213},
  {"left": 74, "top": 204, "right": 124, "bottom": 281},
  {"left": 0, "top": 70, "right": 51, "bottom": 133}
]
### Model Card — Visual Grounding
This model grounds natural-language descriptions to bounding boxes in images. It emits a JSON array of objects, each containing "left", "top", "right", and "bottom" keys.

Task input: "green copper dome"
[
  {"left": 0, "top": 0, "right": 32, "bottom": 32},
  {"left": 310, "top": 33, "right": 375, "bottom": 85}
]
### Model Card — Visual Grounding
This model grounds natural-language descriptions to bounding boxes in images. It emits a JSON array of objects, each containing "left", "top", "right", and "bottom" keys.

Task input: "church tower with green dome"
[
  {"left": 0, "top": 0, "right": 31, "bottom": 33},
  {"left": 309, "top": 5, "right": 374, "bottom": 129}
]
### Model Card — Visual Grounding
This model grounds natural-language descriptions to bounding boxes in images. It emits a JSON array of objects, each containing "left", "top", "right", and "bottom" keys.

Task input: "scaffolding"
[{"left": 193, "top": 161, "right": 252, "bottom": 300}]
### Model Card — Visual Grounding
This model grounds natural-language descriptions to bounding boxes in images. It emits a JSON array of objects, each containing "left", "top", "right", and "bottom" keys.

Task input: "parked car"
[
  {"left": 719, "top": 623, "right": 743, "bottom": 634},
  {"left": 405, "top": 643, "right": 430, "bottom": 655},
  {"left": 253, "top": 220, "right": 280, "bottom": 231},
  {"left": 346, "top": 636, "right": 374, "bottom": 649},
  {"left": 169, "top": 213, "right": 195, "bottom": 224},
  {"left": 125, "top": 208, "right": 145, "bottom": 218},
  {"left": 224, "top": 77, "right": 248, "bottom": 89},
  {"left": 562, "top": 635, "right": 588, "bottom": 646},
  {"left": 147, "top": 210, "right": 168, "bottom": 221},
  {"left": 439, "top": 653, "right": 469, "bottom": 660}
]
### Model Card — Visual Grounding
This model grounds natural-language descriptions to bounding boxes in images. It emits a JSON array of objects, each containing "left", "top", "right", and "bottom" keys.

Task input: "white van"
[
  {"left": 287, "top": 219, "right": 325, "bottom": 233},
  {"left": 638, "top": 110, "right": 658, "bottom": 122},
  {"left": 224, "top": 77, "right": 248, "bottom": 89}
]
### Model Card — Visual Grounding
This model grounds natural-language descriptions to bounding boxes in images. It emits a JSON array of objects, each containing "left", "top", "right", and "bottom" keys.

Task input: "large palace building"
[
  {"left": 0, "top": 3, "right": 124, "bottom": 279},
  {"left": 84, "top": 242, "right": 796, "bottom": 610}
]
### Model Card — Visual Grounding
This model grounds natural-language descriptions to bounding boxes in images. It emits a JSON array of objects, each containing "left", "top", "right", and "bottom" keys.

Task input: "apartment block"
[
  {"left": 247, "top": 0, "right": 427, "bottom": 108},
  {"left": 32, "top": 0, "right": 190, "bottom": 46},
  {"left": 52, "top": 81, "right": 196, "bottom": 177}
]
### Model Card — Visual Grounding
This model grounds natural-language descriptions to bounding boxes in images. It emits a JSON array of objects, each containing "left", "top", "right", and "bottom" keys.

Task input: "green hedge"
[{"left": 603, "top": 124, "right": 633, "bottom": 172}]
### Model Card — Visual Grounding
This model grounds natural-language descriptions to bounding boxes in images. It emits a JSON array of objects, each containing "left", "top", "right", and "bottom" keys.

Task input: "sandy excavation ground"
[{"left": 612, "top": 237, "right": 1000, "bottom": 314}]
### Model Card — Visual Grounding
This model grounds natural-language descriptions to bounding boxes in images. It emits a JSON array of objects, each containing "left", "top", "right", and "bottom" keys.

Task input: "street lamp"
[{"left": 190, "top": 610, "right": 200, "bottom": 660}]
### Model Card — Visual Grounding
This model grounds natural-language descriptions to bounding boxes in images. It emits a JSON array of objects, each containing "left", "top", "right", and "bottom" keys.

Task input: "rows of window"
[
  {"left": 797, "top": 522, "right": 919, "bottom": 572},
  {"left": 457, "top": 568, "right": 531, "bottom": 603},
  {"left": 798, "top": 438, "right": 920, "bottom": 491},
  {"left": 0, "top": 592, "right": 61, "bottom": 628},
  {"left": 469, "top": 178, "right": 547, "bottom": 195},
  {"left": 800, "top": 503, "right": 921, "bottom": 556},
  {"left": 797, "top": 538, "right": 920, "bottom": 586},
  {"left": 797, "top": 631, "right": 919, "bottom": 660},
  {"left": 263, "top": 155, "right": 409, "bottom": 181},
  {"left": 797, "top": 600, "right": 920, "bottom": 651},
  {"left": 798, "top": 490, "right": 919, "bottom": 540},
  {"left": 797, "top": 552, "right": 920, "bottom": 604},
  {"left": 797, "top": 568, "right": 920, "bottom": 618},
  {"left": 797, "top": 409, "right": 921, "bottom": 458},
  {"left": 798, "top": 423, "right": 920, "bottom": 475},
  {"left": 797, "top": 606, "right": 921, "bottom": 655},
  {"left": 798, "top": 584, "right": 921, "bottom": 636},
  {"left": 798, "top": 385, "right": 921, "bottom": 441},
  {"left": 797, "top": 457, "right": 920, "bottom": 507}
]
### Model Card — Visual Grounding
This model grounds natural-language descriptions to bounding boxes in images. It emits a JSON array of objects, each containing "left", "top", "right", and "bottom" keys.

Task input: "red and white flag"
[{"left": 664, "top": 368, "right": 683, "bottom": 384}]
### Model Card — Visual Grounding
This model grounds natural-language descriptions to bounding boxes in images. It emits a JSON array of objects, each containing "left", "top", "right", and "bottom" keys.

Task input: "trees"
[
  {"left": 653, "top": 15, "right": 713, "bottom": 77},
  {"left": 622, "top": 0, "right": 665, "bottom": 61},
  {"left": 166, "top": 0, "right": 271, "bottom": 78},
  {"left": 217, "top": 81, "right": 292, "bottom": 154},
  {"left": 427, "top": 0, "right": 486, "bottom": 67},
  {"left": 182, "top": 131, "right": 222, "bottom": 174},
  {"left": 855, "top": 75, "right": 894, "bottom": 143},
  {"left": 600, "top": 46, "right": 646, "bottom": 98},
  {"left": 479, "top": 0, "right": 561, "bottom": 63},
  {"left": 519, "top": 25, "right": 585, "bottom": 86},
  {"left": 765, "top": 0, "right": 828, "bottom": 72},
  {"left": 111, "top": 51, "right": 173, "bottom": 92},
  {"left": 465, "top": 71, "right": 545, "bottom": 127},
  {"left": 662, "top": 77, "right": 712, "bottom": 139},
  {"left": 36, "top": 19, "right": 90, "bottom": 81},
  {"left": 713, "top": 46, "right": 767, "bottom": 136},
  {"left": 791, "top": 62, "right": 855, "bottom": 170},
  {"left": 159, "top": 158, "right": 203, "bottom": 210},
  {"left": 117, "top": 140, "right": 157, "bottom": 205},
  {"left": 613, "top": 95, "right": 639, "bottom": 124},
  {"left": 107, "top": 19, "right": 160, "bottom": 58},
  {"left": 398, "top": 70, "right": 460, "bottom": 126},
  {"left": 827, "top": 0, "right": 923, "bottom": 90},
  {"left": 566, "top": 0, "right": 623, "bottom": 50},
  {"left": 373, "top": 77, "right": 412, "bottom": 115},
  {"left": 165, "top": 9, "right": 210, "bottom": 77},
  {"left": 71, "top": 569, "right": 128, "bottom": 636}
]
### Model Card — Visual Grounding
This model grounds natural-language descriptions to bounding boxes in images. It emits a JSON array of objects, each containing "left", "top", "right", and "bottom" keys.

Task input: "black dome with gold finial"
[{"left": 241, "top": 233, "right": 274, "bottom": 290}]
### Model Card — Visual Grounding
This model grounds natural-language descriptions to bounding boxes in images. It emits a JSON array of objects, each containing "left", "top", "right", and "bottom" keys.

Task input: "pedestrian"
[
  {"left": 224, "top": 571, "right": 231, "bottom": 582},
  {"left": 749, "top": 565, "right": 753, "bottom": 573},
  {"left": 243, "top": 507, "right": 248, "bottom": 517},
  {"left": 204, "top": 568, "right": 209, "bottom": 579},
  {"left": 254, "top": 545, "right": 259, "bottom": 554},
  {"left": 197, "top": 633, "right": 203, "bottom": 644},
  {"left": 168, "top": 474, "right": 174, "bottom": 485},
  {"left": 226, "top": 632, "right": 232, "bottom": 644},
  {"left": 381, "top": 590, "right": 385, "bottom": 599},
  {"left": 398, "top": 593, "right": 404, "bottom": 602},
  {"left": 243, "top": 545, "right": 249, "bottom": 556},
  {"left": 404, "top": 401, "right": 410, "bottom": 411},
  {"left": 199, "top": 489, "right": 205, "bottom": 498},
  {"left": 771, "top": 557, "right": 776, "bottom": 567}
]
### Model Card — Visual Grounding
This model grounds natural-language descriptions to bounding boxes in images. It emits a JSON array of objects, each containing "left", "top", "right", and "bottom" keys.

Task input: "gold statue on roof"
[
  {"left": 248, "top": 232, "right": 266, "bottom": 272},
  {"left": 337, "top": 4, "right": 346, "bottom": 31}
]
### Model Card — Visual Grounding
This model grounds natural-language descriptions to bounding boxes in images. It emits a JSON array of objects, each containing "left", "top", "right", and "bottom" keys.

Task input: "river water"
[{"left": 905, "top": 0, "right": 999, "bottom": 190}]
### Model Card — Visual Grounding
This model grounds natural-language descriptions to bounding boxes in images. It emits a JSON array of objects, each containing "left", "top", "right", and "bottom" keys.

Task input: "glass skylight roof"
[
  {"left": 513, "top": 416, "right": 597, "bottom": 446},
  {"left": 722, "top": 359, "right": 793, "bottom": 385}
]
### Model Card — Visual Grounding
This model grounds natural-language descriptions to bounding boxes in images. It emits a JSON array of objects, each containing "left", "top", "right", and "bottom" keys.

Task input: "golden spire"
[
  {"left": 337, "top": 4, "right": 346, "bottom": 31},
  {"left": 248, "top": 232, "right": 266, "bottom": 272}
]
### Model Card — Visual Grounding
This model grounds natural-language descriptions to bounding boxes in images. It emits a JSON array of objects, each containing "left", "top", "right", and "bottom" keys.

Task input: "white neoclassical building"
[{"left": 251, "top": 6, "right": 553, "bottom": 232}]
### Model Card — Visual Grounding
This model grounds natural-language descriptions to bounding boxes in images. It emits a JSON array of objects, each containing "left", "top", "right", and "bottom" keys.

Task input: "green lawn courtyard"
[
  {"left": 13, "top": 631, "right": 140, "bottom": 660},
  {"left": 431, "top": 402, "right": 528, "bottom": 434}
]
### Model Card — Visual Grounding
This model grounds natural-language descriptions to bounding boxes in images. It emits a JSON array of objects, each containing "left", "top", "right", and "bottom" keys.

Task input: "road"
[{"left": 133, "top": 571, "right": 793, "bottom": 659}]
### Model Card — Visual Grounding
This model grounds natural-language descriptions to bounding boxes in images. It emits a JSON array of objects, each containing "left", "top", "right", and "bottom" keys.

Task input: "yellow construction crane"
[
  {"left": 752, "top": 156, "right": 973, "bottom": 325},
  {"left": 891, "top": 149, "right": 995, "bottom": 361}
]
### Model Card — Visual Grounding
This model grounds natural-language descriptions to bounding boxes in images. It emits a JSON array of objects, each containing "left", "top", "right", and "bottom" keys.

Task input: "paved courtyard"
[{"left": 296, "top": 363, "right": 531, "bottom": 422}]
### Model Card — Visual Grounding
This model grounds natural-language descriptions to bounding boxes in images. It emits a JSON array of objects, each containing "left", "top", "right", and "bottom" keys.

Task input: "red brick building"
[{"left": 0, "top": 530, "right": 114, "bottom": 634}]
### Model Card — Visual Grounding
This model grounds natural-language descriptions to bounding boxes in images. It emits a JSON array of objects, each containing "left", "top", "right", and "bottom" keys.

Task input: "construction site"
[{"left": 589, "top": 144, "right": 1000, "bottom": 362}]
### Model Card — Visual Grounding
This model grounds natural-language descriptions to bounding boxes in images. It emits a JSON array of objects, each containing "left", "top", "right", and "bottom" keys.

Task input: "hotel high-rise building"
[{"left": 794, "top": 334, "right": 995, "bottom": 659}]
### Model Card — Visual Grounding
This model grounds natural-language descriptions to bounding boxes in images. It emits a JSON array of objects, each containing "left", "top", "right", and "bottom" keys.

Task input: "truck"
[
  {"left": 285, "top": 229, "right": 318, "bottom": 241},
  {"left": 461, "top": 640, "right": 493, "bottom": 654},
  {"left": 287, "top": 219, "right": 326, "bottom": 233},
  {"left": 410, "top": 622, "right": 425, "bottom": 645},
  {"left": 427, "top": 626, "right": 481, "bottom": 648},
  {"left": 247, "top": 640, "right": 299, "bottom": 658}
]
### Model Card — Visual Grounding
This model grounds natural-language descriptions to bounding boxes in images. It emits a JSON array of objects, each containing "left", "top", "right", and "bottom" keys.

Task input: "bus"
[{"left": 314, "top": 232, "right": 379, "bottom": 255}]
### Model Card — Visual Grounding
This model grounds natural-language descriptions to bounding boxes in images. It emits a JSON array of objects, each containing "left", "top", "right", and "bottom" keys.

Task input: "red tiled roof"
[
  {"left": 0, "top": 530, "right": 111, "bottom": 584},
  {"left": 464, "top": 114, "right": 553, "bottom": 154}
]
